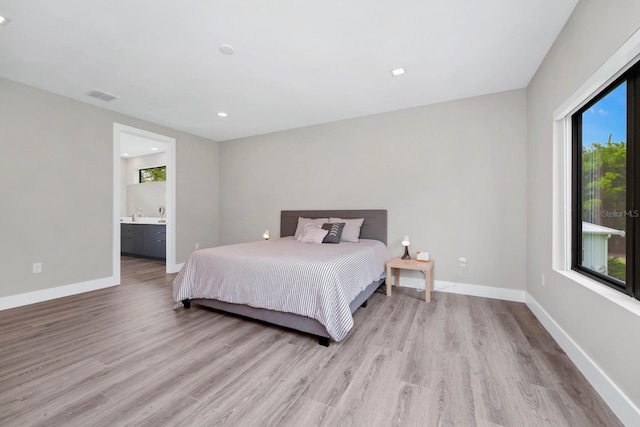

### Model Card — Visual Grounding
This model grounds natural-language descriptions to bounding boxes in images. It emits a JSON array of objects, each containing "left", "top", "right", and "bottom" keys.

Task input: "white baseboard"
[
  {"left": 168, "top": 262, "right": 184, "bottom": 274},
  {"left": 0, "top": 276, "right": 119, "bottom": 311},
  {"left": 1, "top": 260, "right": 183, "bottom": 311},
  {"left": 397, "top": 277, "right": 526, "bottom": 302},
  {"left": 525, "top": 294, "right": 640, "bottom": 427}
]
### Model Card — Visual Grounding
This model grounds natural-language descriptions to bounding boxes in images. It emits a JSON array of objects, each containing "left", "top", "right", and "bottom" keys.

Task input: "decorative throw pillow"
[
  {"left": 329, "top": 217, "right": 364, "bottom": 242},
  {"left": 294, "top": 217, "right": 328, "bottom": 240},
  {"left": 296, "top": 222, "right": 322, "bottom": 241},
  {"left": 300, "top": 227, "right": 328, "bottom": 244},
  {"left": 321, "top": 222, "right": 345, "bottom": 243}
]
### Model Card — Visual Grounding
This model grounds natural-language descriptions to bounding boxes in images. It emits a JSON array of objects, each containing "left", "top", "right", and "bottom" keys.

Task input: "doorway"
[{"left": 113, "top": 123, "right": 177, "bottom": 283}]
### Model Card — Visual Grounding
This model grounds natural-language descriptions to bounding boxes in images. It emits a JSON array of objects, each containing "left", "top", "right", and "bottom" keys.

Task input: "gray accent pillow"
[
  {"left": 329, "top": 217, "right": 364, "bottom": 242},
  {"left": 322, "top": 222, "right": 345, "bottom": 244}
]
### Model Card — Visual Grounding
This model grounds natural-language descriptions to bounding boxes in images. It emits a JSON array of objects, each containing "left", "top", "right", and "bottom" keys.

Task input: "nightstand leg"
[
  {"left": 394, "top": 268, "right": 400, "bottom": 287},
  {"left": 386, "top": 265, "right": 392, "bottom": 296},
  {"left": 431, "top": 264, "right": 435, "bottom": 292},
  {"left": 424, "top": 269, "right": 431, "bottom": 302}
]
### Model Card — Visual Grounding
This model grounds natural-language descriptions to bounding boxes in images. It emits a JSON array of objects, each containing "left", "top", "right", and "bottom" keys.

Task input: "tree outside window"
[{"left": 139, "top": 166, "right": 166, "bottom": 183}]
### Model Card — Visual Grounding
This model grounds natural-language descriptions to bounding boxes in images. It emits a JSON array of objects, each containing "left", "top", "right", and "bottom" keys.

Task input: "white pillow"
[
  {"left": 296, "top": 222, "right": 321, "bottom": 241},
  {"left": 329, "top": 217, "right": 364, "bottom": 242},
  {"left": 300, "top": 227, "right": 328, "bottom": 244},
  {"left": 294, "top": 217, "right": 328, "bottom": 240}
]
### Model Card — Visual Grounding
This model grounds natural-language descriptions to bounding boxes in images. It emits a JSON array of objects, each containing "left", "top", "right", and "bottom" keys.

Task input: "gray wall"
[
  {"left": 220, "top": 89, "right": 527, "bottom": 290},
  {"left": 527, "top": 0, "right": 640, "bottom": 407},
  {"left": 0, "top": 77, "right": 219, "bottom": 298}
]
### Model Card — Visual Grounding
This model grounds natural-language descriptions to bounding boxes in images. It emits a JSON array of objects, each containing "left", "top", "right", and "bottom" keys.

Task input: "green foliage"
[
  {"left": 140, "top": 166, "right": 166, "bottom": 183},
  {"left": 582, "top": 134, "right": 626, "bottom": 231},
  {"left": 607, "top": 256, "right": 626, "bottom": 282}
]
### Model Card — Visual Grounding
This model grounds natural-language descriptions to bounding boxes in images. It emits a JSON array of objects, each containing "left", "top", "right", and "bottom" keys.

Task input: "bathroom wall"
[
  {"left": 127, "top": 181, "right": 166, "bottom": 218},
  {"left": 120, "top": 152, "right": 167, "bottom": 217}
]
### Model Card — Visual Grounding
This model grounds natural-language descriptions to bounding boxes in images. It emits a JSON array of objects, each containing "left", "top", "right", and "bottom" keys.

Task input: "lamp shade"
[
  {"left": 263, "top": 230, "right": 270, "bottom": 240},
  {"left": 401, "top": 235, "right": 410, "bottom": 246}
]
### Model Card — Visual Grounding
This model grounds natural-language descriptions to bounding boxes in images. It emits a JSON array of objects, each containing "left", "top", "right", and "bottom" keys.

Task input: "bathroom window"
[{"left": 139, "top": 166, "right": 166, "bottom": 183}]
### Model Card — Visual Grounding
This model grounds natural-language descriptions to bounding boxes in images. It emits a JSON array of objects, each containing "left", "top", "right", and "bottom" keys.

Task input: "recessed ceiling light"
[
  {"left": 391, "top": 67, "right": 406, "bottom": 77},
  {"left": 0, "top": 15, "right": 10, "bottom": 26},
  {"left": 219, "top": 44, "right": 235, "bottom": 55},
  {"left": 150, "top": 147, "right": 158, "bottom": 151},
  {"left": 217, "top": 112, "right": 228, "bottom": 117},
  {"left": 122, "top": 153, "right": 129, "bottom": 156}
]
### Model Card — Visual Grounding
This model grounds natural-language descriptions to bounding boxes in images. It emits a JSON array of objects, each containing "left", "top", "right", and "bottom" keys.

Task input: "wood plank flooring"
[{"left": 0, "top": 257, "right": 623, "bottom": 426}]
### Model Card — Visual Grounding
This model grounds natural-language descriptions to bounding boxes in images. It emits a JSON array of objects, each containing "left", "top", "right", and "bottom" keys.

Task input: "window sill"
[{"left": 556, "top": 269, "right": 640, "bottom": 317}]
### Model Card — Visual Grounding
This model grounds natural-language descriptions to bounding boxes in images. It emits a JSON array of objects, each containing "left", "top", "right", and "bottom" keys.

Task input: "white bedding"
[{"left": 173, "top": 237, "right": 390, "bottom": 341}]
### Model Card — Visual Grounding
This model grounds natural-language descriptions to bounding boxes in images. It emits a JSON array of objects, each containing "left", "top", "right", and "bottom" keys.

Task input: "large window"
[{"left": 572, "top": 61, "right": 640, "bottom": 300}]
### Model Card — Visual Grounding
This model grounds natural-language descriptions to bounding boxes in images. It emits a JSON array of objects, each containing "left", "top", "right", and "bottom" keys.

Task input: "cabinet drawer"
[
  {"left": 121, "top": 236, "right": 135, "bottom": 253},
  {"left": 143, "top": 224, "right": 167, "bottom": 259},
  {"left": 146, "top": 238, "right": 166, "bottom": 259}
]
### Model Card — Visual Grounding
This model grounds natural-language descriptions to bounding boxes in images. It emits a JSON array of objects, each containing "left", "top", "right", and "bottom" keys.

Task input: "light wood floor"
[{"left": 0, "top": 257, "right": 622, "bottom": 426}]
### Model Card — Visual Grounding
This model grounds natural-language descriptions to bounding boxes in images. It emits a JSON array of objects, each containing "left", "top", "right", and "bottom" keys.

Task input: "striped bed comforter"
[{"left": 173, "top": 237, "right": 390, "bottom": 341}]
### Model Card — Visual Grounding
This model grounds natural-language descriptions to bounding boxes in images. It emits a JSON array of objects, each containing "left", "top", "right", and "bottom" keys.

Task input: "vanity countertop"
[{"left": 120, "top": 217, "right": 166, "bottom": 224}]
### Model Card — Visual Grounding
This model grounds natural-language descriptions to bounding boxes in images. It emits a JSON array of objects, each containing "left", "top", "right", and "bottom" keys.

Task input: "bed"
[{"left": 173, "top": 209, "right": 389, "bottom": 346}]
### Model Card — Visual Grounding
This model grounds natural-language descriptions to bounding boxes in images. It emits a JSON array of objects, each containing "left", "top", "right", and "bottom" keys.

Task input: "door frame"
[{"left": 113, "top": 123, "right": 177, "bottom": 281}]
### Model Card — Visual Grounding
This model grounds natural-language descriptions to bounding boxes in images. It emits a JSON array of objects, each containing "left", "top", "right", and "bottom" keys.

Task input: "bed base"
[{"left": 182, "top": 278, "right": 384, "bottom": 346}]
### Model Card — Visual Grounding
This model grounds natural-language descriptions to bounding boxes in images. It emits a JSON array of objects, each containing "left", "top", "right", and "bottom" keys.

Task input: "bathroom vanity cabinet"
[{"left": 121, "top": 223, "right": 166, "bottom": 260}]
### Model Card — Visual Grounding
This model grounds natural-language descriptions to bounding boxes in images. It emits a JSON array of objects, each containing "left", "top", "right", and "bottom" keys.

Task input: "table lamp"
[
  {"left": 401, "top": 235, "right": 411, "bottom": 260},
  {"left": 263, "top": 230, "right": 270, "bottom": 240}
]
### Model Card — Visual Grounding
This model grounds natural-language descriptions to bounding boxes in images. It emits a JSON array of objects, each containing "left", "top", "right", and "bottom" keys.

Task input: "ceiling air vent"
[{"left": 87, "top": 89, "right": 118, "bottom": 102}]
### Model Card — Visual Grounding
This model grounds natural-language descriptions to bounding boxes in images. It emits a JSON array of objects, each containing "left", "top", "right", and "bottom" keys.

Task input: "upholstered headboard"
[{"left": 280, "top": 210, "right": 387, "bottom": 245}]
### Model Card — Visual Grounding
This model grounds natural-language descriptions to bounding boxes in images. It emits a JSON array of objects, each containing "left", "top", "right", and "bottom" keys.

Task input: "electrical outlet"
[
  {"left": 32, "top": 263, "right": 42, "bottom": 274},
  {"left": 195, "top": 243, "right": 200, "bottom": 249},
  {"left": 541, "top": 273, "right": 546, "bottom": 287},
  {"left": 458, "top": 257, "right": 467, "bottom": 267}
]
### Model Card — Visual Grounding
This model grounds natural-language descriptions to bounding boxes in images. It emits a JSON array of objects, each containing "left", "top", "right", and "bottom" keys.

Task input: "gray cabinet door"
[
  {"left": 132, "top": 224, "right": 145, "bottom": 254},
  {"left": 121, "top": 224, "right": 135, "bottom": 253},
  {"left": 143, "top": 224, "right": 166, "bottom": 259},
  {"left": 121, "top": 223, "right": 165, "bottom": 260}
]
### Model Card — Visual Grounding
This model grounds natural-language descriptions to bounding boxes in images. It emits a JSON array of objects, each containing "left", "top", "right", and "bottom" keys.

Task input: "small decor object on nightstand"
[
  {"left": 263, "top": 230, "right": 270, "bottom": 240},
  {"left": 416, "top": 251, "right": 429, "bottom": 262},
  {"left": 401, "top": 235, "right": 411, "bottom": 260}
]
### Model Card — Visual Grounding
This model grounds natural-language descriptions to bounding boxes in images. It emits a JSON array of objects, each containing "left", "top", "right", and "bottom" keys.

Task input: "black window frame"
[
  {"left": 139, "top": 166, "right": 166, "bottom": 183},
  {"left": 572, "top": 60, "right": 640, "bottom": 301}
]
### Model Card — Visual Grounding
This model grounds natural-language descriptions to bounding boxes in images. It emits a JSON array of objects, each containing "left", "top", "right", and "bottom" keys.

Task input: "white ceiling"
[
  {"left": 0, "top": 0, "right": 577, "bottom": 142},
  {"left": 120, "top": 132, "right": 167, "bottom": 158}
]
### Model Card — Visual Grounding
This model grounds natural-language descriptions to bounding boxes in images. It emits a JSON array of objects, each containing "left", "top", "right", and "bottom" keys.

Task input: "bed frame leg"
[
  {"left": 360, "top": 299, "right": 368, "bottom": 308},
  {"left": 318, "top": 337, "right": 330, "bottom": 347},
  {"left": 182, "top": 299, "right": 191, "bottom": 309}
]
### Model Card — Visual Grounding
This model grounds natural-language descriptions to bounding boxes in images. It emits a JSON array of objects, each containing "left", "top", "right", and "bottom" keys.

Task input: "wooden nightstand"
[{"left": 386, "top": 257, "right": 435, "bottom": 302}]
